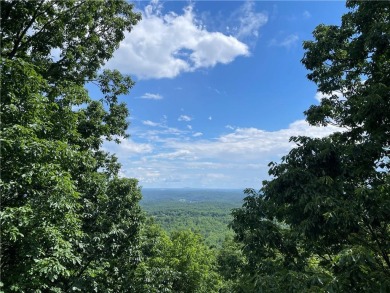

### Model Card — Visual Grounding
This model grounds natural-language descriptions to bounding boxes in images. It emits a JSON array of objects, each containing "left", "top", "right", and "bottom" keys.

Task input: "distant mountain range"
[{"left": 141, "top": 188, "right": 245, "bottom": 205}]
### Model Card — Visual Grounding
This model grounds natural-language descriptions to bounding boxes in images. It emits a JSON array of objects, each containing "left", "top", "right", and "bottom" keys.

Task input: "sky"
[{"left": 93, "top": 0, "right": 348, "bottom": 189}]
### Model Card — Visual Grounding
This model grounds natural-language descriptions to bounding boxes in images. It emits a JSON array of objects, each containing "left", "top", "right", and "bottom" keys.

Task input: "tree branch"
[{"left": 7, "top": 0, "right": 46, "bottom": 59}]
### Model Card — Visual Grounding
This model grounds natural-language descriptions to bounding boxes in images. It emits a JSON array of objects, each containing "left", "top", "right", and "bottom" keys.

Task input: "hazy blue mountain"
[{"left": 141, "top": 188, "right": 245, "bottom": 204}]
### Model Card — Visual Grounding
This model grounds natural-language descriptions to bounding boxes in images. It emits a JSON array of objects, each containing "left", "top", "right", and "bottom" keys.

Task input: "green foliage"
[
  {"left": 135, "top": 220, "right": 223, "bottom": 293},
  {"left": 0, "top": 1, "right": 144, "bottom": 291},
  {"left": 1, "top": 0, "right": 140, "bottom": 84},
  {"left": 231, "top": 1, "right": 390, "bottom": 292},
  {"left": 1, "top": 58, "right": 85, "bottom": 292},
  {"left": 216, "top": 236, "right": 250, "bottom": 293},
  {"left": 142, "top": 200, "right": 238, "bottom": 247}
]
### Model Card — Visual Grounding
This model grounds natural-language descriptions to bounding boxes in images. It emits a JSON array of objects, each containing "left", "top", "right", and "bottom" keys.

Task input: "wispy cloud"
[
  {"left": 178, "top": 115, "right": 192, "bottom": 122},
  {"left": 280, "top": 34, "right": 299, "bottom": 48},
  {"left": 103, "top": 137, "right": 153, "bottom": 157},
  {"left": 106, "top": 1, "right": 250, "bottom": 79},
  {"left": 139, "top": 93, "right": 163, "bottom": 100},
  {"left": 107, "top": 120, "right": 342, "bottom": 188},
  {"left": 270, "top": 33, "right": 299, "bottom": 49},
  {"left": 142, "top": 120, "right": 161, "bottom": 127},
  {"left": 151, "top": 150, "right": 193, "bottom": 160},
  {"left": 232, "top": 1, "right": 268, "bottom": 39},
  {"left": 225, "top": 125, "right": 235, "bottom": 130}
]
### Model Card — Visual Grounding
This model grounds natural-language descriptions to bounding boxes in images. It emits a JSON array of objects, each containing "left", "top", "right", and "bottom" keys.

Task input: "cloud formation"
[
  {"left": 178, "top": 115, "right": 192, "bottom": 122},
  {"left": 269, "top": 33, "right": 299, "bottom": 49},
  {"left": 139, "top": 93, "right": 163, "bottom": 100},
  {"left": 103, "top": 138, "right": 153, "bottom": 157},
  {"left": 106, "top": 120, "right": 342, "bottom": 188},
  {"left": 232, "top": 1, "right": 268, "bottom": 39},
  {"left": 280, "top": 34, "right": 299, "bottom": 48},
  {"left": 106, "top": 2, "right": 252, "bottom": 79},
  {"left": 142, "top": 120, "right": 161, "bottom": 127}
]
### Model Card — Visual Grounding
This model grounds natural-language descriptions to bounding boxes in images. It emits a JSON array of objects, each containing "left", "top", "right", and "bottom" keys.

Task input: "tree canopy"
[
  {"left": 231, "top": 1, "right": 390, "bottom": 291},
  {"left": 135, "top": 222, "right": 223, "bottom": 293},
  {"left": 1, "top": 0, "right": 144, "bottom": 291}
]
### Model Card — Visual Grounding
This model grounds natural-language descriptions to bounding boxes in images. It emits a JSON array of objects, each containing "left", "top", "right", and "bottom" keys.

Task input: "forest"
[
  {"left": 141, "top": 189, "right": 244, "bottom": 247},
  {"left": 1, "top": 0, "right": 389, "bottom": 292}
]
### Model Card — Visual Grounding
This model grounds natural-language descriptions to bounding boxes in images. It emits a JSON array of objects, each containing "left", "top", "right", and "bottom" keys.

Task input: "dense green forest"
[
  {"left": 141, "top": 189, "right": 244, "bottom": 247},
  {"left": 1, "top": 0, "right": 389, "bottom": 292},
  {"left": 143, "top": 201, "right": 235, "bottom": 247}
]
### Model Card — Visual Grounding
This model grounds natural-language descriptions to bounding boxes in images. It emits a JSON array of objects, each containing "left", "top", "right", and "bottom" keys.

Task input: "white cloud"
[
  {"left": 107, "top": 119, "right": 342, "bottom": 188},
  {"left": 178, "top": 115, "right": 192, "bottom": 122},
  {"left": 106, "top": 2, "right": 250, "bottom": 79},
  {"left": 270, "top": 34, "right": 299, "bottom": 49},
  {"left": 234, "top": 1, "right": 268, "bottom": 39},
  {"left": 139, "top": 93, "right": 163, "bottom": 100},
  {"left": 225, "top": 125, "right": 235, "bottom": 130},
  {"left": 103, "top": 138, "right": 153, "bottom": 157},
  {"left": 208, "top": 116, "right": 212, "bottom": 120},
  {"left": 140, "top": 128, "right": 186, "bottom": 141},
  {"left": 137, "top": 123, "right": 189, "bottom": 142},
  {"left": 120, "top": 166, "right": 162, "bottom": 185},
  {"left": 280, "top": 34, "right": 299, "bottom": 48},
  {"left": 143, "top": 120, "right": 161, "bottom": 127},
  {"left": 151, "top": 150, "right": 193, "bottom": 160},
  {"left": 187, "top": 125, "right": 192, "bottom": 130},
  {"left": 164, "top": 120, "right": 339, "bottom": 164}
]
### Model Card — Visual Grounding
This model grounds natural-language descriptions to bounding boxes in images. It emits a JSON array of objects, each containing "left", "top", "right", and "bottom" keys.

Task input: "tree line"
[{"left": 1, "top": 0, "right": 389, "bottom": 292}]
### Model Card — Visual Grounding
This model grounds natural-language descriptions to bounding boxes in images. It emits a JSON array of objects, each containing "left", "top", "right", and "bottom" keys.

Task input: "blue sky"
[{"left": 98, "top": 0, "right": 347, "bottom": 189}]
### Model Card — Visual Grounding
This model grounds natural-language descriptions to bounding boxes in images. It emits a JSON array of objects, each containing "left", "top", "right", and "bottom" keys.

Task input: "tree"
[
  {"left": 0, "top": 0, "right": 143, "bottom": 291},
  {"left": 135, "top": 223, "right": 223, "bottom": 293},
  {"left": 231, "top": 1, "right": 390, "bottom": 291},
  {"left": 216, "top": 236, "right": 249, "bottom": 293},
  {"left": 167, "top": 230, "right": 222, "bottom": 293}
]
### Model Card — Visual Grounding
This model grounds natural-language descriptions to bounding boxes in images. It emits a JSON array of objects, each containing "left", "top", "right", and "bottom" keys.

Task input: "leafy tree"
[
  {"left": 135, "top": 222, "right": 223, "bottom": 293},
  {"left": 134, "top": 220, "right": 181, "bottom": 293},
  {"left": 167, "top": 230, "right": 222, "bottom": 292},
  {"left": 0, "top": 0, "right": 143, "bottom": 291},
  {"left": 216, "top": 236, "right": 250, "bottom": 293},
  {"left": 231, "top": 1, "right": 390, "bottom": 292}
]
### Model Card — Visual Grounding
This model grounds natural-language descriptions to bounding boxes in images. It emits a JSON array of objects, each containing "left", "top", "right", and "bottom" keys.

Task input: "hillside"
[{"left": 141, "top": 188, "right": 245, "bottom": 246}]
